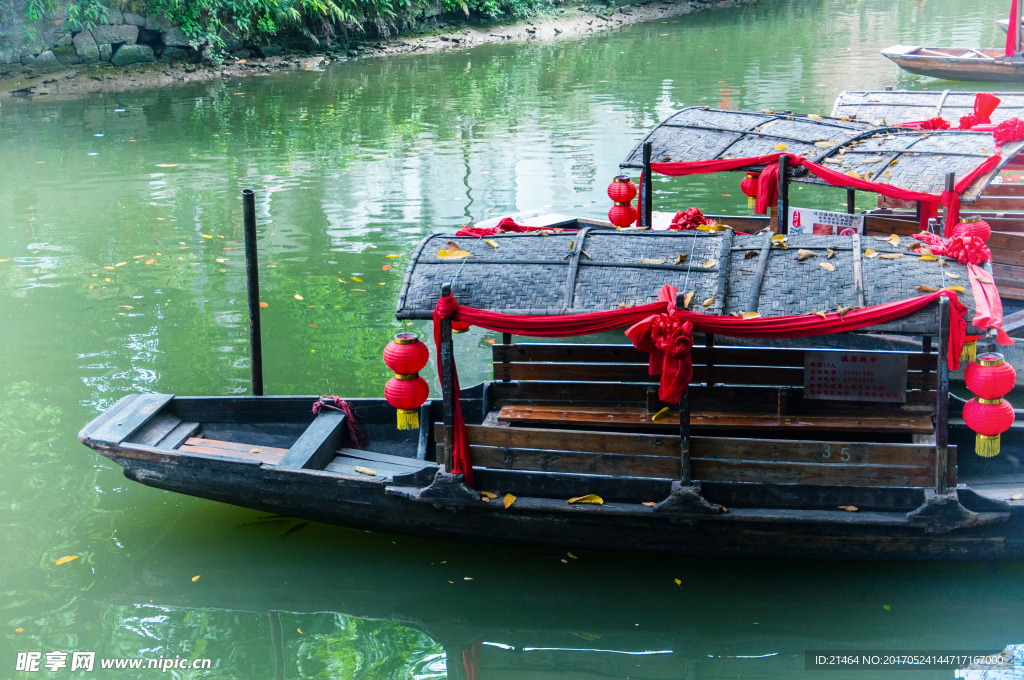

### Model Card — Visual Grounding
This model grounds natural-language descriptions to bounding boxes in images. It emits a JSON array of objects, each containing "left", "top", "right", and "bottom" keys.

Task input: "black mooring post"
[
  {"left": 242, "top": 189, "right": 264, "bottom": 396},
  {"left": 676, "top": 291, "right": 692, "bottom": 484},
  {"left": 935, "top": 297, "right": 950, "bottom": 494},
  {"left": 440, "top": 283, "right": 455, "bottom": 472},
  {"left": 915, "top": 201, "right": 922, "bottom": 225},
  {"left": 846, "top": 188, "right": 855, "bottom": 214},
  {"left": 943, "top": 172, "right": 956, "bottom": 235},
  {"left": 642, "top": 141, "right": 653, "bottom": 228},
  {"left": 777, "top": 155, "right": 790, "bottom": 234}
]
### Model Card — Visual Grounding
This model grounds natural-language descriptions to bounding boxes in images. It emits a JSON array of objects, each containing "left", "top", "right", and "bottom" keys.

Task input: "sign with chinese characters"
[
  {"left": 788, "top": 207, "right": 864, "bottom": 236},
  {"left": 804, "top": 351, "right": 908, "bottom": 403}
]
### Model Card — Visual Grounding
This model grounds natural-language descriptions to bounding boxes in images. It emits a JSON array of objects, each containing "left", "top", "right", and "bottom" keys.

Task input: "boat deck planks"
[
  {"left": 496, "top": 404, "right": 935, "bottom": 434},
  {"left": 178, "top": 437, "right": 288, "bottom": 464}
]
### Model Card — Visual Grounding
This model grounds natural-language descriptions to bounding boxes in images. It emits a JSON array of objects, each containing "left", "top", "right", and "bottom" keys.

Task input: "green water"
[{"left": 2, "top": 0, "right": 1024, "bottom": 677}]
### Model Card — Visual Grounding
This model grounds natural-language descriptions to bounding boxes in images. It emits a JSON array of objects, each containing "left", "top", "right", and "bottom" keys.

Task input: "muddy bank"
[{"left": 0, "top": 0, "right": 758, "bottom": 101}]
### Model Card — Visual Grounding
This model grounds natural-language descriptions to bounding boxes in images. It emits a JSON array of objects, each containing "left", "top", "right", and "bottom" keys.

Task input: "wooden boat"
[{"left": 880, "top": 46, "right": 1024, "bottom": 83}]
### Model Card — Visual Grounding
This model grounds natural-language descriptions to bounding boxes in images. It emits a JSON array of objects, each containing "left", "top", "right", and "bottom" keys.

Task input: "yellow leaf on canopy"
[
  {"left": 294, "top": 294, "right": 303, "bottom": 300},
  {"left": 702, "top": 297, "right": 715, "bottom": 307},
  {"left": 813, "top": 310, "right": 827, "bottom": 319},
  {"left": 864, "top": 249, "right": 878, "bottom": 258},
  {"left": 916, "top": 285, "right": 939, "bottom": 292},
  {"left": 673, "top": 253, "right": 688, "bottom": 265},
  {"left": 1010, "top": 492, "right": 1024, "bottom": 500},
  {"left": 774, "top": 143, "right": 788, "bottom": 150},
  {"left": 55, "top": 555, "right": 78, "bottom": 565},
  {"left": 796, "top": 249, "right": 817, "bottom": 261},
  {"left": 742, "top": 312, "right": 761, "bottom": 320},
  {"left": 945, "top": 271, "right": 960, "bottom": 279},
  {"left": 919, "top": 254, "right": 938, "bottom": 261},
  {"left": 480, "top": 491, "right": 498, "bottom": 499},
  {"left": 945, "top": 286, "right": 966, "bottom": 293},
  {"left": 814, "top": 141, "right": 836, "bottom": 147},
  {"left": 642, "top": 502, "right": 657, "bottom": 507},
  {"left": 820, "top": 262, "right": 835, "bottom": 272},
  {"left": 701, "top": 259, "right": 718, "bottom": 268},
  {"left": 770, "top": 234, "right": 787, "bottom": 244},
  {"left": 651, "top": 406, "right": 671, "bottom": 422},
  {"left": 826, "top": 248, "right": 836, "bottom": 259},
  {"left": 887, "top": 234, "right": 901, "bottom": 246},
  {"left": 640, "top": 258, "right": 666, "bottom": 264},
  {"left": 567, "top": 494, "right": 604, "bottom": 505},
  {"left": 879, "top": 253, "right": 903, "bottom": 260},
  {"left": 484, "top": 239, "right": 500, "bottom": 249},
  {"left": 437, "top": 249, "right": 473, "bottom": 260},
  {"left": 503, "top": 493, "right": 516, "bottom": 508},
  {"left": 745, "top": 250, "right": 758, "bottom": 259},
  {"left": 683, "top": 291, "right": 694, "bottom": 309},
  {"left": 354, "top": 466, "right": 377, "bottom": 476},
  {"left": 839, "top": 505, "right": 859, "bottom": 512}
]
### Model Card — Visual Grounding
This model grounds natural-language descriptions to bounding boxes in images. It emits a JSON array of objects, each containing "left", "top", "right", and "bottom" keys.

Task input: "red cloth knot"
[
  {"left": 994, "top": 117, "right": 1024, "bottom": 147},
  {"left": 651, "top": 313, "right": 694, "bottom": 357},
  {"left": 945, "top": 234, "right": 992, "bottom": 265},
  {"left": 669, "top": 207, "right": 713, "bottom": 231},
  {"left": 435, "top": 294, "right": 459, "bottom": 319}
]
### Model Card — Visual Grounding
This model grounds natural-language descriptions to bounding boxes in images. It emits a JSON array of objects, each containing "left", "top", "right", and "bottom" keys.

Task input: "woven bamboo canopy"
[
  {"left": 396, "top": 229, "right": 978, "bottom": 334},
  {"left": 833, "top": 90, "right": 1024, "bottom": 126},
  {"left": 619, "top": 107, "right": 1024, "bottom": 203}
]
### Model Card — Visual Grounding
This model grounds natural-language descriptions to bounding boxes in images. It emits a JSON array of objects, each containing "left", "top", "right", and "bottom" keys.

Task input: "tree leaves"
[{"left": 567, "top": 494, "right": 603, "bottom": 505}]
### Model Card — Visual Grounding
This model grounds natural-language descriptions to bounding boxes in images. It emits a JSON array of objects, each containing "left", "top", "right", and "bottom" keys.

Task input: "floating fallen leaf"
[
  {"left": 104, "top": 278, "right": 111, "bottom": 282},
  {"left": 813, "top": 310, "right": 828, "bottom": 319},
  {"left": 673, "top": 253, "right": 688, "bottom": 264},
  {"left": 826, "top": 248, "right": 835, "bottom": 259},
  {"left": 484, "top": 239, "right": 499, "bottom": 249},
  {"left": 118, "top": 305, "right": 133, "bottom": 309},
  {"left": 145, "top": 258, "right": 155, "bottom": 264},
  {"left": 437, "top": 248, "right": 473, "bottom": 260},
  {"left": 945, "top": 286, "right": 966, "bottom": 293},
  {"left": 216, "top": 258, "right": 227, "bottom": 263},
  {"left": 297, "top": 628, "right": 303, "bottom": 634},
  {"left": 820, "top": 262, "right": 835, "bottom": 272},
  {"left": 15, "top": 628, "right": 23, "bottom": 633},
  {"left": 701, "top": 259, "right": 718, "bottom": 268},
  {"left": 774, "top": 143, "right": 788, "bottom": 150},
  {"left": 294, "top": 294, "right": 303, "bottom": 300},
  {"left": 351, "top": 277, "right": 362, "bottom": 282},
  {"left": 567, "top": 551, "right": 578, "bottom": 559},
  {"left": 480, "top": 491, "right": 498, "bottom": 499},
  {"left": 864, "top": 248, "right": 878, "bottom": 258},
  {"left": 883, "top": 605, "right": 891, "bottom": 611},
  {"left": 839, "top": 505, "right": 859, "bottom": 512},
  {"left": 674, "top": 578, "right": 682, "bottom": 585},
  {"left": 259, "top": 301, "right": 269, "bottom": 308},
  {"left": 745, "top": 250, "right": 758, "bottom": 259},
  {"left": 485, "top": 338, "right": 495, "bottom": 344},
  {"left": 503, "top": 493, "right": 516, "bottom": 508},
  {"left": 134, "top": 255, "right": 146, "bottom": 259},
  {"left": 567, "top": 494, "right": 604, "bottom": 505},
  {"left": 115, "top": 261, "right": 127, "bottom": 267},
  {"left": 640, "top": 258, "right": 666, "bottom": 264},
  {"left": 192, "top": 575, "right": 200, "bottom": 582},
  {"left": 464, "top": 577, "right": 473, "bottom": 580},
  {"left": 202, "top": 234, "right": 213, "bottom": 239},
  {"left": 702, "top": 297, "right": 714, "bottom": 307},
  {"left": 879, "top": 253, "right": 903, "bottom": 260},
  {"left": 382, "top": 265, "right": 392, "bottom": 271},
  {"left": 916, "top": 285, "right": 940, "bottom": 292},
  {"left": 742, "top": 311, "right": 761, "bottom": 320},
  {"left": 103, "top": 266, "right": 115, "bottom": 270},
  {"left": 796, "top": 249, "right": 817, "bottom": 261},
  {"left": 643, "top": 502, "right": 657, "bottom": 507},
  {"left": 386, "top": 254, "right": 401, "bottom": 258},
  {"left": 651, "top": 406, "right": 671, "bottom": 422},
  {"left": 354, "top": 466, "right": 377, "bottom": 476},
  {"left": 55, "top": 555, "right": 78, "bottom": 565}
]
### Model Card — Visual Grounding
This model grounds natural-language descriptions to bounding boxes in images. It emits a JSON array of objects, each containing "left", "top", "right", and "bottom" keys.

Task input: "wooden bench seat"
[
  {"left": 178, "top": 437, "right": 288, "bottom": 464},
  {"left": 496, "top": 404, "right": 935, "bottom": 434}
]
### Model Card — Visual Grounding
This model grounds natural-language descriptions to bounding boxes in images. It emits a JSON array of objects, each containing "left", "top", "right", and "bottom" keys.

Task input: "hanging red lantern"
[
  {"left": 452, "top": 320, "right": 471, "bottom": 333},
  {"left": 740, "top": 172, "right": 759, "bottom": 210},
  {"left": 607, "top": 175, "right": 638, "bottom": 203},
  {"left": 383, "top": 332, "right": 430, "bottom": 430},
  {"left": 962, "top": 353, "right": 1016, "bottom": 457},
  {"left": 608, "top": 175, "right": 638, "bottom": 227},
  {"left": 952, "top": 216, "right": 992, "bottom": 244},
  {"left": 609, "top": 203, "right": 639, "bottom": 227}
]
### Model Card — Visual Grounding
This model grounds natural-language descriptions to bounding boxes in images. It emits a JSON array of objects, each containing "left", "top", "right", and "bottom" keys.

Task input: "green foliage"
[{"left": 68, "top": 0, "right": 109, "bottom": 29}]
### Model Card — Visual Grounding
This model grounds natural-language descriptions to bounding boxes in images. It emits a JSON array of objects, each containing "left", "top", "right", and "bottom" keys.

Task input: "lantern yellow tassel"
[
  {"left": 396, "top": 408, "right": 419, "bottom": 431},
  {"left": 747, "top": 196, "right": 756, "bottom": 210},
  {"left": 976, "top": 433, "right": 1001, "bottom": 457},
  {"left": 961, "top": 340, "right": 977, "bottom": 363}
]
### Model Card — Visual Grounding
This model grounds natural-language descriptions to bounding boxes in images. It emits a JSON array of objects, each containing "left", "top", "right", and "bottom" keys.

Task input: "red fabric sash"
[
  {"left": 456, "top": 217, "right": 580, "bottom": 238},
  {"left": 624, "top": 286, "right": 694, "bottom": 403},
  {"left": 434, "top": 287, "right": 968, "bottom": 487},
  {"left": 1009, "top": 0, "right": 1020, "bottom": 56},
  {"left": 649, "top": 152, "right": 1002, "bottom": 234}
]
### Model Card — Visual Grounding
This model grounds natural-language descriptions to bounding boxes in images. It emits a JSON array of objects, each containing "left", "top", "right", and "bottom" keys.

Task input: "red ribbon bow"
[{"left": 625, "top": 286, "right": 694, "bottom": 404}]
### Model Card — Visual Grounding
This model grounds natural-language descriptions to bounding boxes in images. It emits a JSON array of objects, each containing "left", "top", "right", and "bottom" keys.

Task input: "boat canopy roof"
[
  {"left": 396, "top": 229, "right": 978, "bottom": 334},
  {"left": 619, "top": 107, "right": 1023, "bottom": 203},
  {"left": 833, "top": 90, "right": 1024, "bottom": 126}
]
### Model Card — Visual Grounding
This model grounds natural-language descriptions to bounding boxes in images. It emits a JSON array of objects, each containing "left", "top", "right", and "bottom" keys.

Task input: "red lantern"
[
  {"left": 963, "top": 353, "right": 1016, "bottom": 457},
  {"left": 607, "top": 175, "right": 638, "bottom": 203},
  {"left": 740, "top": 172, "right": 759, "bottom": 210},
  {"left": 952, "top": 217, "right": 992, "bottom": 244},
  {"left": 452, "top": 320, "right": 471, "bottom": 333},
  {"left": 383, "top": 332, "right": 430, "bottom": 429},
  {"left": 609, "top": 203, "right": 639, "bottom": 227}
]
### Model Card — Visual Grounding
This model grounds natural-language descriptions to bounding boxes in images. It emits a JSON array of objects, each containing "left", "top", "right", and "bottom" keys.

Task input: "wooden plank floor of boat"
[{"left": 496, "top": 405, "right": 935, "bottom": 434}]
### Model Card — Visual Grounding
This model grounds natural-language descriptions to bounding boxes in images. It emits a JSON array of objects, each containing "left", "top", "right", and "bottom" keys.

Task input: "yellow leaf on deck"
[
  {"left": 826, "top": 248, "right": 836, "bottom": 259},
  {"left": 945, "top": 286, "right": 966, "bottom": 293},
  {"left": 864, "top": 249, "right": 878, "bottom": 258},
  {"left": 742, "top": 312, "right": 761, "bottom": 320},
  {"left": 192, "top": 575, "right": 200, "bottom": 582},
  {"left": 701, "top": 259, "right": 718, "bottom": 269},
  {"left": 503, "top": 493, "right": 516, "bottom": 508},
  {"left": 919, "top": 254, "right": 938, "bottom": 261},
  {"left": 55, "top": 555, "right": 78, "bottom": 565},
  {"left": 354, "top": 466, "right": 376, "bottom": 476},
  {"left": 640, "top": 258, "right": 666, "bottom": 264},
  {"left": 673, "top": 253, "right": 688, "bottom": 265},
  {"left": 437, "top": 249, "right": 473, "bottom": 260},
  {"left": 796, "top": 249, "right": 817, "bottom": 261},
  {"left": 683, "top": 291, "right": 694, "bottom": 309},
  {"left": 484, "top": 239, "right": 500, "bottom": 249},
  {"left": 773, "top": 143, "right": 788, "bottom": 150},
  {"left": 814, "top": 141, "right": 836, "bottom": 147},
  {"left": 916, "top": 285, "right": 940, "bottom": 292},
  {"left": 1011, "top": 492, "right": 1024, "bottom": 500},
  {"left": 771, "top": 234, "right": 787, "bottom": 244},
  {"left": 839, "top": 505, "right": 859, "bottom": 512},
  {"left": 820, "top": 262, "right": 835, "bottom": 272},
  {"left": 702, "top": 297, "right": 714, "bottom": 307},
  {"left": 651, "top": 406, "right": 671, "bottom": 422},
  {"left": 642, "top": 502, "right": 657, "bottom": 507},
  {"left": 480, "top": 491, "right": 498, "bottom": 499},
  {"left": 879, "top": 253, "right": 903, "bottom": 260},
  {"left": 945, "top": 271, "right": 960, "bottom": 279},
  {"left": 567, "top": 494, "right": 604, "bottom": 505},
  {"left": 745, "top": 250, "right": 758, "bottom": 259},
  {"left": 294, "top": 294, "right": 303, "bottom": 300},
  {"left": 887, "top": 234, "right": 901, "bottom": 246}
]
